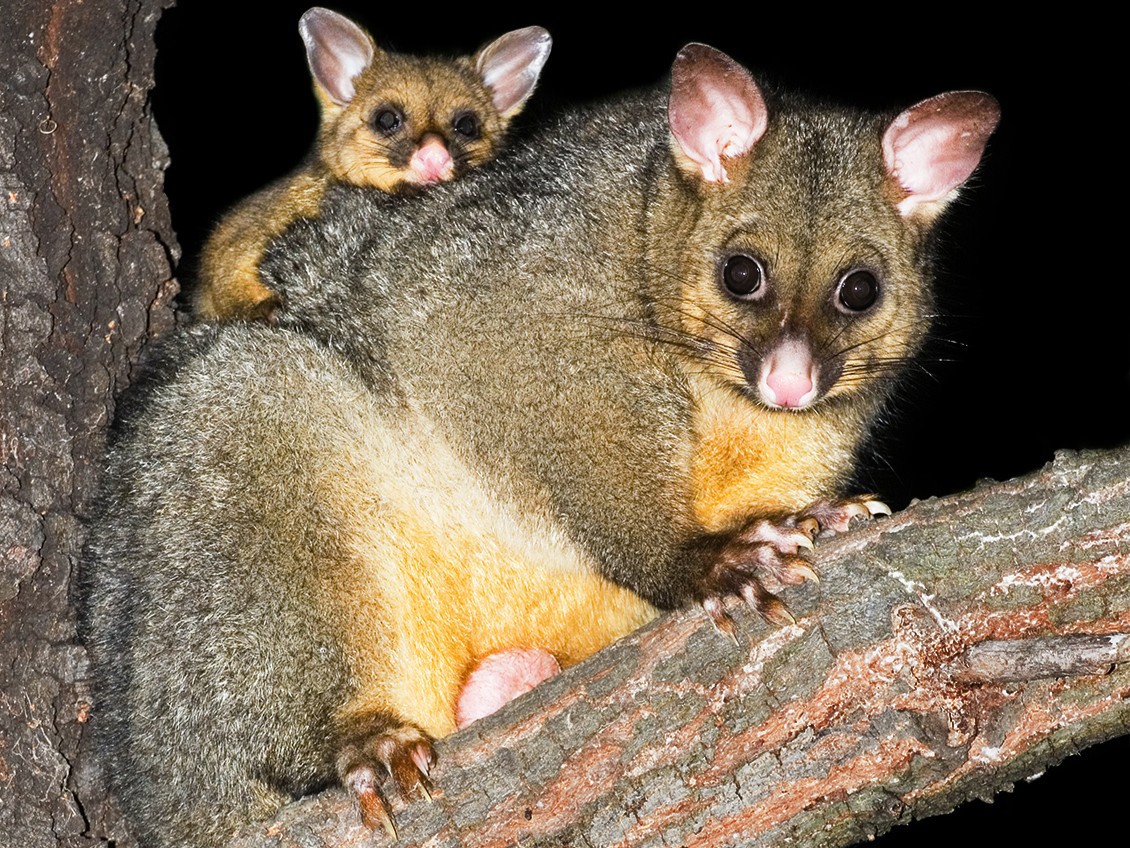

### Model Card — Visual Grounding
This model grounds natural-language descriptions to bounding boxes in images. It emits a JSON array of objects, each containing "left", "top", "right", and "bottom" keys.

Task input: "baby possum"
[{"left": 193, "top": 6, "right": 551, "bottom": 323}]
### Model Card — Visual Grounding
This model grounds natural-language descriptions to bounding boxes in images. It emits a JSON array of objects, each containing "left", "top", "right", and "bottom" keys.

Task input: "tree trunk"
[
  {"left": 1, "top": 4, "right": 1126, "bottom": 848},
  {"left": 1, "top": 2, "right": 176, "bottom": 846}
]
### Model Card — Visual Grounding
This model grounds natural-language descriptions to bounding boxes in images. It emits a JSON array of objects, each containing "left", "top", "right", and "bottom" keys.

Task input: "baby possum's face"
[
  {"left": 322, "top": 54, "right": 508, "bottom": 192},
  {"left": 301, "top": 9, "right": 549, "bottom": 194}
]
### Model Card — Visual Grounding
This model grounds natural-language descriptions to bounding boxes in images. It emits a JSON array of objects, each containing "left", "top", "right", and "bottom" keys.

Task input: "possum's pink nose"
[
  {"left": 408, "top": 136, "right": 455, "bottom": 185},
  {"left": 765, "top": 371, "right": 814, "bottom": 408},
  {"left": 760, "top": 340, "right": 818, "bottom": 409}
]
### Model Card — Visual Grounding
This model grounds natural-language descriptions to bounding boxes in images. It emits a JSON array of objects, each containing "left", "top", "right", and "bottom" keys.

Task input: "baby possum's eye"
[
  {"left": 453, "top": 111, "right": 481, "bottom": 140},
  {"left": 372, "top": 107, "right": 404, "bottom": 135},
  {"left": 836, "top": 269, "right": 880, "bottom": 313},
  {"left": 721, "top": 254, "right": 765, "bottom": 298}
]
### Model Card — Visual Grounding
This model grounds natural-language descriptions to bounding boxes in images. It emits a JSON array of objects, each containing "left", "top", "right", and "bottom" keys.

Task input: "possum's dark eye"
[
  {"left": 372, "top": 107, "right": 404, "bottom": 135},
  {"left": 837, "top": 270, "right": 880, "bottom": 312},
  {"left": 453, "top": 112, "right": 481, "bottom": 139},
  {"left": 722, "top": 254, "right": 764, "bottom": 297}
]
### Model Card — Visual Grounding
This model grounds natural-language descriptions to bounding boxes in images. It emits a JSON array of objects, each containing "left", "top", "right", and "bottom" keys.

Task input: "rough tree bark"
[
  {"left": 1, "top": 3, "right": 1126, "bottom": 848},
  {"left": 1, "top": 1, "right": 177, "bottom": 846}
]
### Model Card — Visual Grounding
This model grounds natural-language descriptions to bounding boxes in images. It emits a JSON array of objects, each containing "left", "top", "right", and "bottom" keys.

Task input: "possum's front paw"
[
  {"left": 336, "top": 723, "right": 436, "bottom": 839},
  {"left": 694, "top": 495, "right": 889, "bottom": 638},
  {"left": 792, "top": 495, "right": 891, "bottom": 538},
  {"left": 693, "top": 519, "right": 817, "bottom": 636}
]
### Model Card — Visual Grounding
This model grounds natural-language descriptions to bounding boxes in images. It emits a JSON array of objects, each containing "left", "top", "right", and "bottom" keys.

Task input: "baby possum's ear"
[
  {"left": 474, "top": 26, "right": 553, "bottom": 118},
  {"left": 299, "top": 6, "right": 378, "bottom": 109}
]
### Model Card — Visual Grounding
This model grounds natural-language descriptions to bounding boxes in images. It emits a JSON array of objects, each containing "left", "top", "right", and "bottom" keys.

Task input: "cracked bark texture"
[
  {"left": 227, "top": 446, "right": 1130, "bottom": 848},
  {"left": 0, "top": 1, "right": 177, "bottom": 846}
]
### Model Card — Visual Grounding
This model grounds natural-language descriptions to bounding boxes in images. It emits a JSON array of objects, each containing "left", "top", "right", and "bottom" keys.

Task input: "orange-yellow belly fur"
[{"left": 317, "top": 404, "right": 657, "bottom": 738}]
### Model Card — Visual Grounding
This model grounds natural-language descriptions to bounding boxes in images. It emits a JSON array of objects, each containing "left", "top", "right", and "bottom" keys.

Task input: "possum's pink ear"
[
  {"left": 299, "top": 7, "right": 376, "bottom": 108},
  {"left": 883, "top": 91, "right": 1000, "bottom": 220},
  {"left": 668, "top": 43, "right": 768, "bottom": 184},
  {"left": 475, "top": 26, "right": 553, "bottom": 118}
]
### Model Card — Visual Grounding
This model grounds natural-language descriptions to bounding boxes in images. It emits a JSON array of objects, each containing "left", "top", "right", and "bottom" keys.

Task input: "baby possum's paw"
[
  {"left": 694, "top": 496, "right": 890, "bottom": 638},
  {"left": 336, "top": 722, "right": 436, "bottom": 838}
]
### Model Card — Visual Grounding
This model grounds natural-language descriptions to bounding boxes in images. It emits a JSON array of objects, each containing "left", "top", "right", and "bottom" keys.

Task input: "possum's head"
[
  {"left": 300, "top": 8, "right": 551, "bottom": 191},
  {"left": 650, "top": 44, "right": 998, "bottom": 415}
]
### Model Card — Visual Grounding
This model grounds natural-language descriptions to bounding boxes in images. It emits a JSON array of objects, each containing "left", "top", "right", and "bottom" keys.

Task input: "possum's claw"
[
  {"left": 693, "top": 517, "right": 816, "bottom": 629},
  {"left": 703, "top": 596, "right": 739, "bottom": 643},
  {"left": 694, "top": 496, "right": 888, "bottom": 633},
  {"left": 794, "top": 495, "right": 890, "bottom": 537},
  {"left": 347, "top": 768, "right": 397, "bottom": 839},
  {"left": 337, "top": 723, "right": 437, "bottom": 836}
]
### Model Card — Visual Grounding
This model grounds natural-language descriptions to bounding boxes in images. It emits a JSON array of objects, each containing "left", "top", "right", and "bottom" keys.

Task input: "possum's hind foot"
[
  {"left": 456, "top": 648, "right": 561, "bottom": 729},
  {"left": 695, "top": 495, "right": 890, "bottom": 638},
  {"left": 336, "top": 722, "right": 436, "bottom": 839}
]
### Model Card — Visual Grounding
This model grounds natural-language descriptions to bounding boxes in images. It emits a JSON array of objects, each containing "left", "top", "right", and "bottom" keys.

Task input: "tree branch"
[{"left": 229, "top": 445, "right": 1130, "bottom": 848}]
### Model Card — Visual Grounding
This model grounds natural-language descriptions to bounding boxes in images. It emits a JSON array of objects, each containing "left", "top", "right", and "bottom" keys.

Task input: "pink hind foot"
[{"left": 456, "top": 648, "right": 561, "bottom": 730}]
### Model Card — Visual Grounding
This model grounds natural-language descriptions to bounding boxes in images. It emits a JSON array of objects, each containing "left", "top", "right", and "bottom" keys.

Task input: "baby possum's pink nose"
[{"left": 409, "top": 135, "right": 455, "bottom": 184}]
